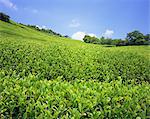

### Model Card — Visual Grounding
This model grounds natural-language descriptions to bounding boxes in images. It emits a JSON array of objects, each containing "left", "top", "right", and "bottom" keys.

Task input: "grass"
[{"left": 0, "top": 20, "right": 150, "bottom": 118}]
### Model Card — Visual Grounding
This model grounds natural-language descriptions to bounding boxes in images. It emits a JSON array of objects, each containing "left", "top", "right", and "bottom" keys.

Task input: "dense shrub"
[
  {"left": 0, "top": 75, "right": 149, "bottom": 118},
  {"left": 0, "top": 12, "right": 10, "bottom": 22},
  {"left": 1, "top": 36, "right": 150, "bottom": 82},
  {"left": 83, "top": 35, "right": 99, "bottom": 44},
  {"left": 82, "top": 31, "right": 150, "bottom": 46},
  {"left": 144, "top": 34, "right": 150, "bottom": 41},
  {"left": 116, "top": 40, "right": 128, "bottom": 46}
]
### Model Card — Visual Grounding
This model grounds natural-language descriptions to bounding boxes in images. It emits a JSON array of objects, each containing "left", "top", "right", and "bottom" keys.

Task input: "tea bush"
[
  {"left": 0, "top": 75, "right": 150, "bottom": 118},
  {"left": 0, "top": 31, "right": 150, "bottom": 82},
  {"left": 0, "top": 20, "right": 150, "bottom": 118}
]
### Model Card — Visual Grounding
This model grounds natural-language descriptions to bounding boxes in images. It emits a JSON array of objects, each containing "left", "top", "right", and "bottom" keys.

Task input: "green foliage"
[
  {"left": 0, "top": 20, "right": 150, "bottom": 82},
  {"left": 115, "top": 40, "right": 128, "bottom": 46},
  {"left": 100, "top": 37, "right": 113, "bottom": 45},
  {"left": 0, "top": 20, "right": 150, "bottom": 118},
  {"left": 144, "top": 34, "right": 150, "bottom": 45},
  {"left": 126, "top": 30, "right": 146, "bottom": 45},
  {"left": 83, "top": 35, "right": 100, "bottom": 44},
  {"left": 83, "top": 31, "right": 150, "bottom": 46},
  {"left": 0, "top": 12, "right": 10, "bottom": 23},
  {"left": 0, "top": 75, "right": 150, "bottom": 118},
  {"left": 144, "top": 34, "right": 150, "bottom": 41},
  {"left": 83, "top": 36, "right": 125, "bottom": 46},
  {"left": 1, "top": 35, "right": 150, "bottom": 82}
]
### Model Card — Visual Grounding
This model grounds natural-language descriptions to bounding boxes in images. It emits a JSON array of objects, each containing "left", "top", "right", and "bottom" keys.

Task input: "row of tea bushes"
[{"left": 0, "top": 74, "right": 149, "bottom": 118}]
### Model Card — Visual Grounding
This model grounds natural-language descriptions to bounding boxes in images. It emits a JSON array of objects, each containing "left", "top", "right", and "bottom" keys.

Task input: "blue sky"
[{"left": 0, "top": 0, "right": 149, "bottom": 40}]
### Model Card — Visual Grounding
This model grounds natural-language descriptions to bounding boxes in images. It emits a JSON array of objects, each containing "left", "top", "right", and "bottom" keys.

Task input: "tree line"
[
  {"left": 27, "top": 25, "right": 63, "bottom": 37},
  {"left": 83, "top": 31, "right": 150, "bottom": 46},
  {"left": 26, "top": 25, "right": 70, "bottom": 38},
  {"left": 0, "top": 12, "right": 10, "bottom": 22}
]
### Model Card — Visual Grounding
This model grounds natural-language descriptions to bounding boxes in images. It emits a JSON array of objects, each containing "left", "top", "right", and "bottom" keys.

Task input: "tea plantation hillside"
[{"left": 0, "top": 20, "right": 150, "bottom": 118}]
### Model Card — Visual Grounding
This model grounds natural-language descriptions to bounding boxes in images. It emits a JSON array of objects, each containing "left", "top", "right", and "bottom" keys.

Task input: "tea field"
[{"left": 0, "top": 20, "right": 150, "bottom": 118}]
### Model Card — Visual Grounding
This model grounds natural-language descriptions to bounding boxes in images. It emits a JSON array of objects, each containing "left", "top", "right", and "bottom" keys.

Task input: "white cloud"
[
  {"left": 88, "top": 33, "right": 97, "bottom": 37},
  {"left": 42, "top": 25, "right": 46, "bottom": 29},
  {"left": 69, "top": 19, "right": 80, "bottom": 28},
  {"left": 36, "top": 25, "right": 47, "bottom": 30},
  {"left": 103, "top": 29, "right": 114, "bottom": 38},
  {"left": 72, "top": 32, "right": 86, "bottom": 41},
  {"left": 71, "top": 31, "right": 97, "bottom": 41},
  {"left": 0, "top": 0, "right": 17, "bottom": 10},
  {"left": 36, "top": 25, "right": 42, "bottom": 29}
]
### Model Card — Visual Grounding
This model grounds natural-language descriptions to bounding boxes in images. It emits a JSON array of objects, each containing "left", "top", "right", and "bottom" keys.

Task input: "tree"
[
  {"left": 143, "top": 34, "right": 150, "bottom": 45},
  {"left": 0, "top": 12, "right": 10, "bottom": 22},
  {"left": 27, "top": 24, "right": 63, "bottom": 37},
  {"left": 100, "top": 37, "right": 112, "bottom": 45},
  {"left": 116, "top": 40, "right": 128, "bottom": 46},
  {"left": 144, "top": 34, "right": 150, "bottom": 41},
  {"left": 111, "top": 39, "right": 122, "bottom": 45},
  {"left": 126, "top": 30, "right": 145, "bottom": 45},
  {"left": 83, "top": 35, "right": 99, "bottom": 44},
  {"left": 83, "top": 35, "right": 91, "bottom": 43},
  {"left": 64, "top": 35, "right": 70, "bottom": 38}
]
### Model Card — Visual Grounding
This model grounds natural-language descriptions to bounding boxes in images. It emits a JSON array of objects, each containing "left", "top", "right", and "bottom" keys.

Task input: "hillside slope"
[
  {"left": 0, "top": 20, "right": 150, "bottom": 118},
  {"left": 0, "top": 20, "right": 150, "bottom": 82}
]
